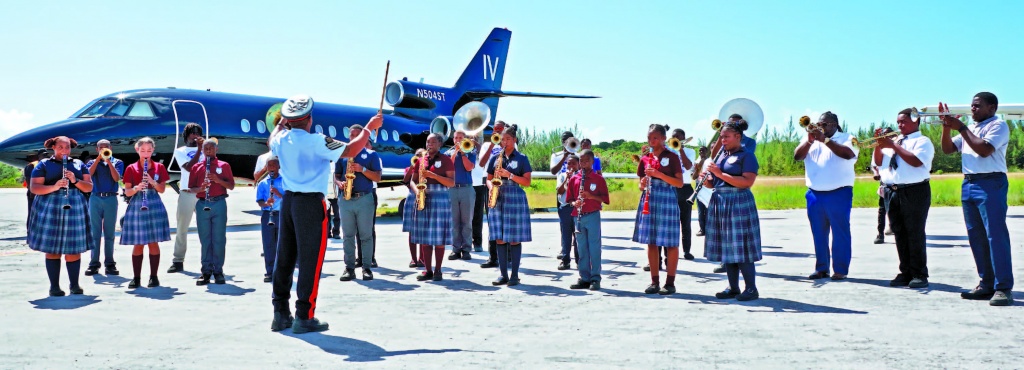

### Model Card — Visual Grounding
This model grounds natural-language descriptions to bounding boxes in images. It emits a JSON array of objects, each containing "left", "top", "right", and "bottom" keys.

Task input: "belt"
[
  {"left": 95, "top": 192, "right": 119, "bottom": 197},
  {"left": 964, "top": 172, "right": 1003, "bottom": 181},
  {"left": 577, "top": 209, "right": 601, "bottom": 217},
  {"left": 343, "top": 191, "right": 370, "bottom": 200},
  {"left": 887, "top": 179, "right": 929, "bottom": 191},
  {"left": 198, "top": 195, "right": 227, "bottom": 202},
  {"left": 285, "top": 191, "right": 323, "bottom": 197},
  {"left": 262, "top": 209, "right": 279, "bottom": 214},
  {"left": 810, "top": 186, "right": 852, "bottom": 192},
  {"left": 452, "top": 184, "right": 473, "bottom": 188}
]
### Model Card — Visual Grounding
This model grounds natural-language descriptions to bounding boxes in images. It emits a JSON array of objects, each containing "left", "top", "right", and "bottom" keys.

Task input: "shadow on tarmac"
[
  {"left": 353, "top": 279, "right": 418, "bottom": 292},
  {"left": 286, "top": 332, "right": 468, "bottom": 362},
  {"left": 127, "top": 286, "right": 184, "bottom": 300},
  {"left": 29, "top": 295, "right": 101, "bottom": 310},
  {"left": 597, "top": 288, "right": 868, "bottom": 314}
]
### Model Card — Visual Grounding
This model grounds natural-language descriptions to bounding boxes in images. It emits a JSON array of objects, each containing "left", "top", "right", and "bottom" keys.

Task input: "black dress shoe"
[
  {"left": 49, "top": 288, "right": 66, "bottom": 297},
  {"left": 362, "top": 269, "right": 373, "bottom": 281},
  {"left": 271, "top": 312, "right": 294, "bottom": 332},
  {"left": 889, "top": 275, "right": 911, "bottom": 287},
  {"left": 69, "top": 285, "right": 84, "bottom": 295},
  {"left": 696, "top": 230, "right": 705, "bottom": 236},
  {"left": 557, "top": 261, "right": 570, "bottom": 270},
  {"left": 415, "top": 261, "right": 425, "bottom": 268},
  {"left": 105, "top": 266, "right": 119, "bottom": 275},
  {"left": 448, "top": 251, "right": 460, "bottom": 260},
  {"left": 432, "top": 271, "right": 443, "bottom": 281},
  {"left": 416, "top": 271, "right": 434, "bottom": 281},
  {"left": 644, "top": 284, "right": 660, "bottom": 294},
  {"left": 167, "top": 262, "right": 183, "bottom": 273},
  {"left": 354, "top": 260, "right": 363, "bottom": 268},
  {"left": 147, "top": 276, "right": 160, "bottom": 287},
  {"left": 736, "top": 288, "right": 760, "bottom": 301},
  {"left": 461, "top": 251, "right": 471, "bottom": 260},
  {"left": 873, "top": 234, "right": 884, "bottom": 244},
  {"left": 830, "top": 274, "right": 847, "bottom": 281},
  {"left": 214, "top": 274, "right": 226, "bottom": 284},
  {"left": 808, "top": 271, "right": 830, "bottom": 280},
  {"left": 371, "top": 260, "right": 378, "bottom": 268},
  {"left": 128, "top": 277, "right": 140, "bottom": 289},
  {"left": 84, "top": 266, "right": 99, "bottom": 276},
  {"left": 712, "top": 265, "right": 727, "bottom": 273},
  {"left": 659, "top": 285, "right": 676, "bottom": 295},
  {"left": 683, "top": 253, "right": 695, "bottom": 261},
  {"left": 339, "top": 269, "right": 356, "bottom": 282},
  {"left": 480, "top": 260, "right": 498, "bottom": 268},
  {"left": 961, "top": 286, "right": 996, "bottom": 300},
  {"left": 715, "top": 288, "right": 740, "bottom": 299},
  {"left": 492, "top": 277, "right": 509, "bottom": 286},
  {"left": 507, "top": 278, "right": 520, "bottom": 286},
  {"left": 196, "top": 274, "right": 211, "bottom": 286},
  {"left": 556, "top": 254, "right": 565, "bottom": 260},
  {"left": 908, "top": 277, "right": 929, "bottom": 289},
  {"left": 589, "top": 281, "right": 601, "bottom": 291},
  {"left": 409, "top": 261, "right": 419, "bottom": 268},
  {"left": 643, "top": 264, "right": 651, "bottom": 272},
  {"left": 569, "top": 279, "right": 591, "bottom": 289},
  {"left": 292, "top": 317, "right": 329, "bottom": 334},
  {"left": 264, "top": 274, "right": 272, "bottom": 283}
]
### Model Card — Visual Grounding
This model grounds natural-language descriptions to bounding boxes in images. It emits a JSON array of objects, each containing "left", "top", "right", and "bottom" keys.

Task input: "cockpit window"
[
  {"left": 78, "top": 99, "right": 117, "bottom": 118},
  {"left": 70, "top": 99, "right": 99, "bottom": 118},
  {"left": 126, "top": 102, "right": 155, "bottom": 117},
  {"left": 108, "top": 100, "right": 132, "bottom": 116}
]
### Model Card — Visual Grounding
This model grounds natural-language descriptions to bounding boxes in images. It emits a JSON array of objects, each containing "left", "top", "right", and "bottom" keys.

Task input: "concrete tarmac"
[{"left": 1, "top": 188, "right": 1022, "bottom": 369}]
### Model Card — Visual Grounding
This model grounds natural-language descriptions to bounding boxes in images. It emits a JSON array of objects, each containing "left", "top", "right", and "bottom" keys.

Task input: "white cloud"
[{"left": 0, "top": 109, "right": 37, "bottom": 141}]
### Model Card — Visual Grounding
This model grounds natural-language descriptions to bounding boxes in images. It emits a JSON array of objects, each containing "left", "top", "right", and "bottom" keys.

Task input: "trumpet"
[
  {"left": 563, "top": 137, "right": 580, "bottom": 154},
  {"left": 415, "top": 154, "right": 428, "bottom": 211},
  {"left": 459, "top": 137, "right": 476, "bottom": 153},
  {"left": 666, "top": 137, "right": 691, "bottom": 151},
  {"left": 487, "top": 150, "right": 504, "bottom": 208},
  {"left": 858, "top": 130, "right": 900, "bottom": 148},
  {"left": 799, "top": 115, "right": 823, "bottom": 133},
  {"left": 100, "top": 148, "right": 112, "bottom": 164},
  {"left": 711, "top": 119, "right": 723, "bottom": 131},
  {"left": 61, "top": 156, "right": 71, "bottom": 210},
  {"left": 490, "top": 132, "right": 501, "bottom": 145},
  {"left": 343, "top": 159, "right": 356, "bottom": 200},
  {"left": 410, "top": 153, "right": 421, "bottom": 166}
]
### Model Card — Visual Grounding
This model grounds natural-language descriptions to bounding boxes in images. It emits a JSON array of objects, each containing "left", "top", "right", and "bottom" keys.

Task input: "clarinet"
[
  {"left": 140, "top": 159, "right": 150, "bottom": 211},
  {"left": 687, "top": 148, "right": 726, "bottom": 205},
  {"left": 266, "top": 172, "right": 278, "bottom": 227},
  {"left": 61, "top": 156, "right": 71, "bottom": 210},
  {"left": 574, "top": 169, "right": 585, "bottom": 234},
  {"left": 202, "top": 159, "right": 212, "bottom": 211}
]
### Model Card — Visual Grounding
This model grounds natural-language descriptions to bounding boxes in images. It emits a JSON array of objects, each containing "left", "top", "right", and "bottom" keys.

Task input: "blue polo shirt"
[
  {"left": 444, "top": 148, "right": 478, "bottom": 185},
  {"left": 335, "top": 148, "right": 381, "bottom": 194},
  {"left": 85, "top": 158, "right": 124, "bottom": 194},
  {"left": 256, "top": 174, "right": 285, "bottom": 212},
  {"left": 32, "top": 157, "right": 86, "bottom": 185},
  {"left": 742, "top": 135, "right": 757, "bottom": 153},
  {"left": 712, "top": 148, "right": 758, "bottom": 188},
  {"left": 486, "top": 149, "right": 532, "bottom": 178}
]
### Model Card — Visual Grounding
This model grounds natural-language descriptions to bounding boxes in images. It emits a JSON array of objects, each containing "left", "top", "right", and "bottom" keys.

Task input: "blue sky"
[{"left": 1, "top": 1, "right": 1021, "bottom": 143}]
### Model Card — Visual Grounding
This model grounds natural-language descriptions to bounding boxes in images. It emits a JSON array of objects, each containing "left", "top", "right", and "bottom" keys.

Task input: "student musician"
[
  {"left": 120, "top": 137, "right": 171, "bottom": 289},
  {"left": 633, "top": 124, "right": 683, "bottom": 295},
  {"left": 486, "top": 124, "right": 533, "bottom": 286},
  {"left": 566, "top": 149, "right": 609, "bottom": 291},
  {"left": 256, "top": 157, "right": 284, "bottom": 283},
  {"left": 410, "top": 133, "right": 455, "bottom": 281},
  {"left": 189, "top": 139, "right": 235, "bottom": 286}
]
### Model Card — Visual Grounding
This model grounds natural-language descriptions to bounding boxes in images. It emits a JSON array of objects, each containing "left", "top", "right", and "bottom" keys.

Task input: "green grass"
[{"left": 524, "top": 174, "right": 1024, "bottom": 211}]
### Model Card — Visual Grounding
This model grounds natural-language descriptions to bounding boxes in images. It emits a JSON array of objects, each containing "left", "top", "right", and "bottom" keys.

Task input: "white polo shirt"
[
  {"left": 880, "top": 131, "right": 933, "bottom": 185},
  {"left": 173, "top": 146, "right": 203, "bottom": 189},
  {"left": 952, "top": 116, "right": 1009, "bottom": 174},
  {"left": 803, "top": 131, "right": 859, "bottom": 191},
  {"left": 270, "top": 129, "right": 346, "bottom": 196},
  {"left": 872, "top": 148, "right": 894, "bottom": 184},
  {"left": 669, "top": 147, "right": 697, "bottom": 185}
]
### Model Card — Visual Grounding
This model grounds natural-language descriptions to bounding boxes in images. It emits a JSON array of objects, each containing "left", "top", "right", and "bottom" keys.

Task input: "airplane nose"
[{"left": 0, "top": 120, "right": 80, "bottom": 167}]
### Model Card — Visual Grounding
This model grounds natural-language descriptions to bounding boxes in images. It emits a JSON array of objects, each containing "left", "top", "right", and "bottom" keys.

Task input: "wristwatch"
[
  {"left": 824, "top": 137, "right": 832, "bottom": 144},
  {"left": 957, "top": 125, "right": 968, "bottom": 133}
]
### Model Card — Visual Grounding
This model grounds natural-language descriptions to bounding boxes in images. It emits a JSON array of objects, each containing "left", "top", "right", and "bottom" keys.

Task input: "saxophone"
[
  {"left": 415, "top": 153, "right": 428, "bottom": 210},
  {"left": 487, "top": 151, "right": 504, "bottom": 208},
  {"left": 343, "top": 159, "right": 356, "bottom": 200}
]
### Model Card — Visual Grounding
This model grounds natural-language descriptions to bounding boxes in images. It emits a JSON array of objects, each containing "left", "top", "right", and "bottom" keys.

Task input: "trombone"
[{"left": 910, "top": 103, "right": 954, "bottom": 124}]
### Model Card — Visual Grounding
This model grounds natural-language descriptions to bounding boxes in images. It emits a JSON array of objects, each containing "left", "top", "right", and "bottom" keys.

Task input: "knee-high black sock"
[
  {"left": 488, "top": 240, "right": 498, "bottom": 263},
  {"left": 510, "top": 244, "right": 522, "bottom": 279},
  {"left": 740, "top": 262, "right": 756, "bottom": 291},
  {"left": 496, "top": 243, "right": 509, "bottom": 278},
  {"left": 45, "top": 258, "right": 61, "bottom": 290},
  {"left": 149, "top": 254, "right": 160, "bottom": 277},
  {"left": 66, "top": 259, "right": 81, "bottom": 288},
  {"left": 132, "top": 254, "right": 143, "bottom": 278},
  {"left": 725, "top": 263, "right": 740, "bottom": 291}
]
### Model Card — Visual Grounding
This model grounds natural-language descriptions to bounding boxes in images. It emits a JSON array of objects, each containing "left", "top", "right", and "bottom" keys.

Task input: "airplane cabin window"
[
  {"left": 107, "top": 100, "right": 132, "bottom": 117},
  {"left": 126, "top": 101, "right": 156, "bottom": 117},
  {"left": 392, "top": 130, "right": 399, "bottom": 142},
  {"left": 382, "top": 130, "right": 389, "bottom": 142},
  {"left": 78, "top": 99, "right": 117, "bottom": 118},
  {"left": 256, "top": 120, "right": 266, "bottom": 134}
]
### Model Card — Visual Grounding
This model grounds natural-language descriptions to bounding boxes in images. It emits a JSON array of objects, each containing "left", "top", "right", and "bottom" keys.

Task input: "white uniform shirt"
[
  {"left": 872, "top": 148, "right": 894, "bottom": 185},
  {"left": 880, "top": 131, "right": 933, "bottom": 185},
  {"left": 472, "top": 142, "right": 489, "bottom": 186},
  {"left": 669, "top": 147, "right": 697, "bottom": 185},
  {"left": 952, "top": 116, "right": 1009, "bottom": 174},
  {"left": 556, "top": 170, "right": 569, "bottom": 205},
  {"left": 173, "top": 146, "right": 203, "bottom": 189},
  {"left": 270, "top": 129, "right": 347, "bottom": 196},
  {"left": 550, "top": 152, "right": 568, "bottom": 174},
  {"left": 803, "top": 131, "right": 859, "bottom": 191},
  {"left": 254, "top": 151, "right": 272, "bottom": 176},
  {"left": 326, "top": 162, "right": 337, "bottom": 199}
]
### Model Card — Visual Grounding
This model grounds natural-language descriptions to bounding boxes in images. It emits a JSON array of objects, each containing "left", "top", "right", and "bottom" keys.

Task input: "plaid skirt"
[
  {"left": 704, "top": 187, "right": 762, "bottom": 263},
  {"left": 27, "top": 189, "right": 90, "bottom": 255},
  {"left": 119, "top": 189, "right": 171, "bottom": 245},
  {"left": 402, "top": 192, "right": 417, "bottom": 232},
  {"left": 632, "top": 179, "right": 681, "bottom": 247},
  {"left": 410, "top": 184, "right": 453, "bottom": 246},
  {"left": 487, "top": 184, "right": 532, "bottom": 243}
]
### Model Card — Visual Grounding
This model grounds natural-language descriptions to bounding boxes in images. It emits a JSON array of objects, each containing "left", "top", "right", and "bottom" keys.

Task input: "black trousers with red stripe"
[{"left": 272, "top": 191, "right": 328, "bottom": 320}]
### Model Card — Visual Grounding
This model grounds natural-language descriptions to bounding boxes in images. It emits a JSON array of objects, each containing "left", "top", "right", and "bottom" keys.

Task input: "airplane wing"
[
  {"left": 465, "top": 90, "right": 599, "bottom": 99},
  {"left": 530, "top": 172, "right": 636, "bottom": 180}
]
